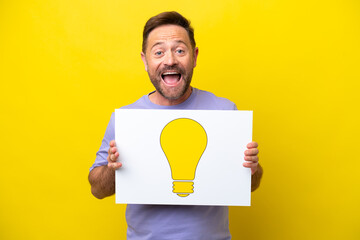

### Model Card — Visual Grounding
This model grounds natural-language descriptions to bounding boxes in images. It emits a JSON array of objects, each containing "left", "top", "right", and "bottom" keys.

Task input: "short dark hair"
[{"left": 142, "top": 11, "right": 196, "bottom": 53}]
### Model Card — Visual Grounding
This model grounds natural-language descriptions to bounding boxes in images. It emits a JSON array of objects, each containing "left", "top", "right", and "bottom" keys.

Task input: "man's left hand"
[{"left": 243, "top": 141, "right": 259, "bottom": 175}]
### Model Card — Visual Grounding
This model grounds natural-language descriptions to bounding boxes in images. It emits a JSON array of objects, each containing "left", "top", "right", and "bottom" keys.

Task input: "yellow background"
[{"left": 1, "top": 0, "right": 359, "bottom": 239}]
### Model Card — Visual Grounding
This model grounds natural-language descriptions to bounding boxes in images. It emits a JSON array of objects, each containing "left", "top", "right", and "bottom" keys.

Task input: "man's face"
[{"left": 141, "top": 25, "right": 198, "bottom": 103}]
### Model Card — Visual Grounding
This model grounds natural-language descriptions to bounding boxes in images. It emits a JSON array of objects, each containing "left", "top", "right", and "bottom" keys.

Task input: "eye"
[
  {"left": 154, "top": 51, "right": 163, "bottom": 56},
  {"left": 176, "top": 49, "right": 185, "bottom": 54}
]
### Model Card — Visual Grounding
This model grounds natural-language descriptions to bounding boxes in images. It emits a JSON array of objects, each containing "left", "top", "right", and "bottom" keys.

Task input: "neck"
[{"left": 149, "top": 87, "right": 193, "bottom": 106}]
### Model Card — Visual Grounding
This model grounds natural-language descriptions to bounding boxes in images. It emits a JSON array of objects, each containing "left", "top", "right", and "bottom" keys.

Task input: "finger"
[
  {"left": 247, "top": 141, "right": 258, "bottom": 149},
  {"left": 108, "top": 147, "right": 117, "bottom": 156},
  {"left": 244, "top": 155, "right": 258, "bottom": 162},
  {"left": 245, "top": 148, "right": 259, "bottom": 156},
  {"left": 243, "top": 161, "right": 258, "bottom": 168},
  {"left": 243, "top": 161, "right": 258, "bottom": 174},
  {"left": 108, "top": 146, "right": 118, "bottom": 162},
  {"left": 108, "top": 161, "right": 122, "bottom": 170},
  {"left": 109, "top": 140, "right": 116, "bottom": 147},
  {"left": 107, "top": 151, "right": 119, "bottom": 163},
  {"left": 110, "top": 147, "right": 118, "bottom": 154},
  {"left": 110, "top": 152, "right": 119, "bottom": 162}
]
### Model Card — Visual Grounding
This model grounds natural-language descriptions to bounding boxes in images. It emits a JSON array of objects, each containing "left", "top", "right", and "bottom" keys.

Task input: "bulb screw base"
[{"left": 172, "top": 181, "right": 194, "bottom": 197}]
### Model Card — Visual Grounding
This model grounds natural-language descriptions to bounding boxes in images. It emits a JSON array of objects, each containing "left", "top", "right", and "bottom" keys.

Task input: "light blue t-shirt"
[{"left": 91, "top": 88, "right": 237, "bottom": 240}]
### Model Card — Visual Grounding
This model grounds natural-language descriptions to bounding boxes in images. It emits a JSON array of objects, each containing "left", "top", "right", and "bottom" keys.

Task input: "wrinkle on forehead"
[
  {"left": 156, "top": 30, "right": 184, "bottom": 39},
  {"left": 150, "top": 40, "right": 188, "bottom": 51},
  {"left": 147, "top": 25, "right": 191, "bottom": 51}
]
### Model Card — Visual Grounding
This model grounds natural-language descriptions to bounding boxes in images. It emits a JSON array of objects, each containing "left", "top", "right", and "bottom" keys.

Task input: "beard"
[{"left": 148, "top": 65, "right": 193, "bottom": 101}]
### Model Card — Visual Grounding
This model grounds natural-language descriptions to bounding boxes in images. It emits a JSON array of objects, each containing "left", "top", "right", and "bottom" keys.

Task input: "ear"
[
  {"left": 141, "top": 52, "right": 148, "bottom": 72},
  {"left": 193, "top": 47, "right": 199, "bottom": 68}
]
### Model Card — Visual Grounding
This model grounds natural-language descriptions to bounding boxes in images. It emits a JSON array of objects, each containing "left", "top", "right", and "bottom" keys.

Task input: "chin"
[{"left": 161, "top": 85, "right": 191, "bottom": 101}]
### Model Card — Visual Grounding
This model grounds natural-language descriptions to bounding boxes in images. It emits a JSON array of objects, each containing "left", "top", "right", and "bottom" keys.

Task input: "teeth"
[{"left": 162, "top": 72, "right": 179, "bottom": 75}]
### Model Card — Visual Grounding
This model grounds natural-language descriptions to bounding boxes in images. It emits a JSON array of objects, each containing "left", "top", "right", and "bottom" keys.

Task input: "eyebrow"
[{"left": 150, "top": 40, "right": 188, "bottom": 51}]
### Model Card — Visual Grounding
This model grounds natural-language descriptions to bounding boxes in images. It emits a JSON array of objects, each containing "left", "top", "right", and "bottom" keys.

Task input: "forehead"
[{"left": 147, "top": 25, "right": 191, "bottom": 48}]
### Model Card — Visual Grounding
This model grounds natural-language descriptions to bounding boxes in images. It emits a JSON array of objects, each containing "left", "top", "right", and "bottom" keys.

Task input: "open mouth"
[{"left": 161, "top": 71, "right": 182, "bottom": 86}]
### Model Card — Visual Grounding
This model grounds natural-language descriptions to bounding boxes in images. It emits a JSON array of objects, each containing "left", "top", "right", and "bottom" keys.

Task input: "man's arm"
[
  {"left": 88, "top": 140, "right": 122, "bottom": 199},
  {"left": 243, "top": 141, "right": 263, "bottom": 192},
  {"left": 88, "top": 165, "right": 116, "bottom": 199},
  {"left": 251, "top": 163, "right": 263, "bottom": 192}
]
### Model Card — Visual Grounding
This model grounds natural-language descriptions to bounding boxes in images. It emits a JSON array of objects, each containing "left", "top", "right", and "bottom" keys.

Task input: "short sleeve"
[{"left": 89, "top": 112, "right": 115, "bottom": 172}]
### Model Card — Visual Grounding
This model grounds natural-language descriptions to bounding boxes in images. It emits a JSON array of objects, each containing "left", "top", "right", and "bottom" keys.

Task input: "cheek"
[
  {"left": 148, "top": 61, "right": 162, "bottom": 71},
  {"left": 183, "top": 57, "right": 194, "bottom": 68}
]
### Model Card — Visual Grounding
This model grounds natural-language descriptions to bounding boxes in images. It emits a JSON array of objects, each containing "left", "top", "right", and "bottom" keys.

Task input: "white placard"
[{"left": 115, "top": 109, "right": 252, "bottom": 206}]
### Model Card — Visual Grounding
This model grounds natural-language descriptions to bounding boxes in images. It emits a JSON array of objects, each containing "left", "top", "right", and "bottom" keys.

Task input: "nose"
[{"left": 164, "top": 51, "right": 177, "bottom": 66}]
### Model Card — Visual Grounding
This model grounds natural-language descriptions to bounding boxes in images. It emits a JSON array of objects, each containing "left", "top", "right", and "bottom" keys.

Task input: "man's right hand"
[{"left": 107, "top": 140, "right": 122, "bottom": 170}]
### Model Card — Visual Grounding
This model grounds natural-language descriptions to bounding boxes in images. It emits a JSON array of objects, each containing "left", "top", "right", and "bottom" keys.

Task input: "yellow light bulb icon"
[{"left": 160, "top": 118, "right": 207, "bottom": 197}]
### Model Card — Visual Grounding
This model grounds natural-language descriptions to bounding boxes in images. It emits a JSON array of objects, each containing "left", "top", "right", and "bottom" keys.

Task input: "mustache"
[{"left": 158, "top": 66, "right": 184, "bottom": 75}]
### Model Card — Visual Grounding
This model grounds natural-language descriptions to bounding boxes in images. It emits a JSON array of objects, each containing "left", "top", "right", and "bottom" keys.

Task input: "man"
[{"left": 89, "top": 11, "right": 263, "bottom": 239}]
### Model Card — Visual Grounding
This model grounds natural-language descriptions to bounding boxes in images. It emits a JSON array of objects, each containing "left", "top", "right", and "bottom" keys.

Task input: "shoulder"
[
  {"left": 120, "top": 94, "right": 150, "bottom": 109},
  {"left": 193, "top": 88, "right": 237, "bottom": 110}
]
